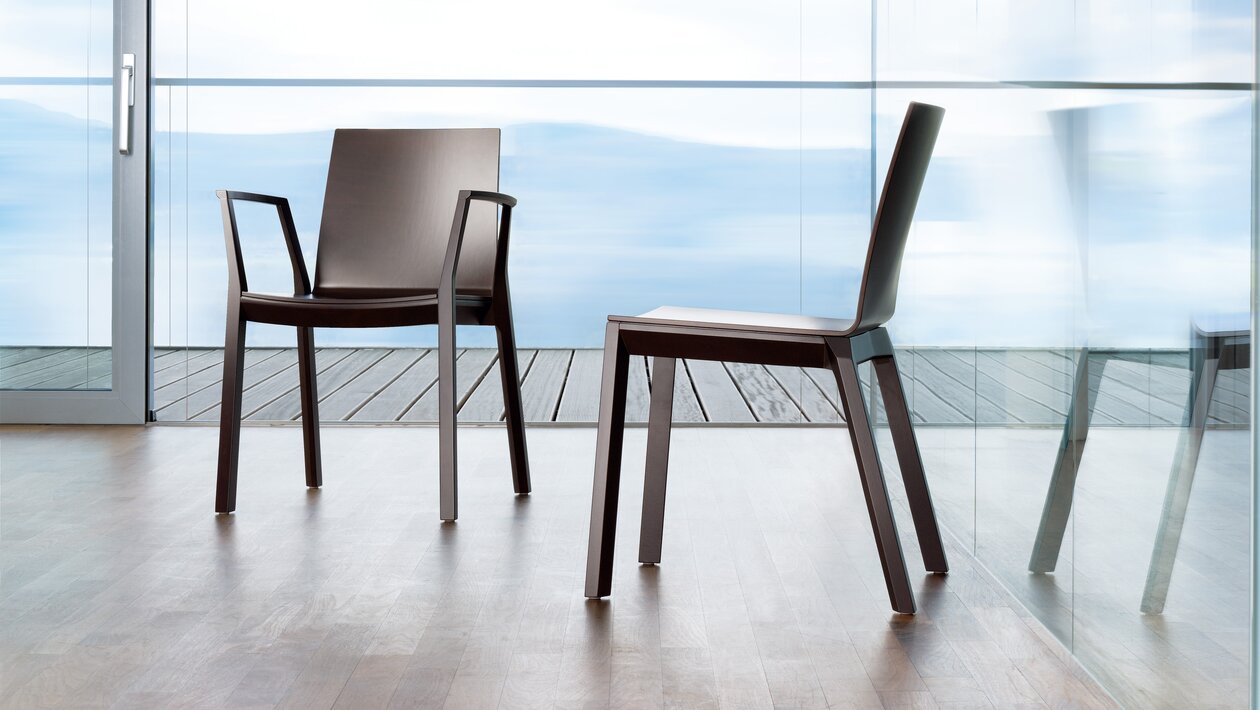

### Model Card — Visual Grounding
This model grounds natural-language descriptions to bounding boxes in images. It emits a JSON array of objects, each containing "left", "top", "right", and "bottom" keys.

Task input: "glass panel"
[
  {"left": 1071, "top": 92, "right": 1251, "bottom": 706},
  {"left": 0, "top": 1, "right": 114, "bottom": 390},
  {"left": 150, "top": 0, "right": 873, "bottom": 422},
  {"left": 149, "top": 2, "right": 1257, "bottom": 705},
  {"left": 155, "top": 0, "right": 866, "bottom": 81},
  {"left": 879, "top": 2, "right": 1253, "bottom": 706},
  {"left": 876, "top": 0, "right": 1252, "bottom": 83}
]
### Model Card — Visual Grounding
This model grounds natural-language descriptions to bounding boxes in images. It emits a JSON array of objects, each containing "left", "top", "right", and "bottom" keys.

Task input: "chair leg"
[
  {"left": 438, "top": 310, "right": 459, "bottom": 521},
  {"left": 296, "top": 326, "right": 322, "bottom": 489},
  {"left": 496, "top": 317, "right": 531, "bottom": 496},
  {"left": 826, "top": 337, "right": 916, "bottom": 614},
  {"left": 1028, "top": 350, "right": 1104, "bottom": 573},
  {"left": 1141, "top": 347, "right": 1219, "bottom": 614},
  {"left": 585, "top": 323, "right": 631, "bottom": 598},
  {"left": 215, "top": 308, "right": 246, "bottom": 513},
  {"left": 872, "top": 354, "right": 947, "bottom": 573},
  {"left": 639, "top": 356, "right": 676, "bottom": 564}
]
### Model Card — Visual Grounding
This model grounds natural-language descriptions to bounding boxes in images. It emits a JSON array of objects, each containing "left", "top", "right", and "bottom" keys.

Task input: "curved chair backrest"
[
  {"left": 851, "top": 102, "right": 944, "bottom": 332},
  {"left": 313, "top": 128, "right": 501, "bottom": 298}
]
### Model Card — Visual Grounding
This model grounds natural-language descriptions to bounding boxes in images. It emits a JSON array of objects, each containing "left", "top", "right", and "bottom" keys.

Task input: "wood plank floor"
[
  {"left": 0, "top": 425, "right": 1119, "bottom": 709},
  {"left": 4, "top": 347, "right": 1246, "bottom": 427}
]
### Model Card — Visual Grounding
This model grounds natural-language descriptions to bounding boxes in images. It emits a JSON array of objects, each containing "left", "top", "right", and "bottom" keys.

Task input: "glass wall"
[
  {"left": 151, "top": 1, "right": 1252, "bottom": 706},
  {"left": 875, "top": 1, "right": 1253, "bottom": 708}
]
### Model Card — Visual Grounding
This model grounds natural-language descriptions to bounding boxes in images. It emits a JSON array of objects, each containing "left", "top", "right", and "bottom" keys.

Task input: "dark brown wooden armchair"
[
  {"left": 584, "top": 103, "right": 947, "bottom": 614},
  {"left": 214, "top": 128, "right": 530, "bottom": 521}
]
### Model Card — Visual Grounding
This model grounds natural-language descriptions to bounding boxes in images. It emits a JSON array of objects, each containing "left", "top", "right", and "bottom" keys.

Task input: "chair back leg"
[
  {"left": 585, "top": 323, "right": 631, "bottom": 598},
  {"left": 826, "top": 337, "right": 916, "bottom": 614},
  {"left": 495, "top": 310, "right": 531, "bottom": 496},
  {"left": 1141, "top": 346, "right": 1220, "bottom": 614},
  {"left": 438, "top": 313, "right": 459, "bottom": 521},
  {"left": 296, "top": 326, "right": 323, "bottom": 489},
  {"left": 873, "top": 354, "right": 948, "bottom": 573},
  {"left": 639, "top": 356, "right": 677, "bottom": 564},
  {"left": 215, "top": 308, "right": 247, "bottom": 513}
]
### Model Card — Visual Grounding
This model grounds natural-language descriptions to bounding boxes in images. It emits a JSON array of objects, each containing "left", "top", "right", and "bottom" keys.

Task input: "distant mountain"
[{"left": 151, "top": 109, "right": 892, "bottom": 347}]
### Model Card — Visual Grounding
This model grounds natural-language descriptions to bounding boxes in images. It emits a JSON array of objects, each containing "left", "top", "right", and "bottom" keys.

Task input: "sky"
[{"left": 0, "top": 0, "right": 1254, "bottom": 350}]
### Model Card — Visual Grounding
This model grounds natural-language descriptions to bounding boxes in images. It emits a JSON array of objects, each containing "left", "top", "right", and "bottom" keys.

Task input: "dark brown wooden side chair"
[
  {"left": 584, "top": 102, "right": 947, "bottom": 614},
  {"left": 214, "top": 128, "right": 530, "bottom": 521}
]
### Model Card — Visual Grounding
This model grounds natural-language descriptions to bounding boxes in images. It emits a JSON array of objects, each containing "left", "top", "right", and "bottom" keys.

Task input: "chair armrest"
[
  {"left": 216, "top": 190, "right": 312, "bottom": 296},
  {"left": 461, "top": 190, "right": 517, "bottom": 208},
  {"left": 438, "top": 190, "right": 518, "bottom": 306}
]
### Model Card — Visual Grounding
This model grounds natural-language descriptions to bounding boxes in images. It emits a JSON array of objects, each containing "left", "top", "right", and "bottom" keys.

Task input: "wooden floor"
[
  {"left": 0, "top": 426, "right": 1119, "bottom": 709},
  {"left": 2, "top": 347, "right": 1249, "bottom": 427}
]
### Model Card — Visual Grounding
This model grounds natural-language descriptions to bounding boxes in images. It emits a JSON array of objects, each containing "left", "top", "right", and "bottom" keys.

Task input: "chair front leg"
[
  {"left": 215, "top": 305, "right": 246, "bottom": 513},
  {"left": 438, "top": 308, "right": 459, "bottom": 521},
  {"left": 495, "top": 302, "right": 531, "bottom": 496},
  {"left": 1029, "top": 349, "right": 1104, "bottom": 573},
  {"left": 639, "top": 356, "right": 676, "bottom": 564},
  {"left": 873, "top": 354, "right": 947, "bottom": 573},
  {"left": 585, "top": 322, "right": 631, "bottom": 598},
  {"left": 1141, "top": 345, "right": 1219, "bottom": 614},
  {"left": 296, "top": 326, "right": 322, "bottom": 489},
  {"left": 826, "top": 337, "right": 916, "bottom": 614}
]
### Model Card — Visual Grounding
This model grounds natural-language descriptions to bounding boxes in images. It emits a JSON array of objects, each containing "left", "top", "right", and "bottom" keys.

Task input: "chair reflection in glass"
[{"left": 1028, "top": 315, "right": 1249, "bottom": 614}]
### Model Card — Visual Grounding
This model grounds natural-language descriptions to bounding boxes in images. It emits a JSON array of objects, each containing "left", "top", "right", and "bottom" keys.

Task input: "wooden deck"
[{"left": 2, "top": 347, "right": 1250, "bottom": 426}]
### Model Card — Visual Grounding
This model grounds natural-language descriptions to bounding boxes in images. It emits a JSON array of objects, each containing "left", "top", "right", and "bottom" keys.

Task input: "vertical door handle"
[{"left": 117, "top": 53, "right": 135, "bottom": 155}]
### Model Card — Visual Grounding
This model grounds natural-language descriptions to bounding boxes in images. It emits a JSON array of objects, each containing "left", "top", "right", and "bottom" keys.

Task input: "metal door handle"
[{"left": 117, "top": 53, "right": 135, "bottom": 155}]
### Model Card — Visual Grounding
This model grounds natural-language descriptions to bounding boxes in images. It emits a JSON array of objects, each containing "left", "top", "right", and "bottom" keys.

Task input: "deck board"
[
  {"left": 152, "top": 349, "right": 222, "bottom": 389},
  {"left": 625, "top": 355, "right": 652, "bottom": 422},
  {"left": 3, "top": 346, "right": 1249, "bottom": 428},
  {"left": 152, "top": 347, "right": 199, "bottom": 373},
  {"left": 1018, "top": 350, "right": 1166, "bottom": 426},
  {"left": 900, "top": 350, "right": 987, "bottom": 423},
  {"left": 154, "top": 348, "right": 283, "bottom": 416},
  {"left": 726, "top": 362, "right": 804, "bottom": 423},
  {"left": 684, "top": 359, "right": 755, "bottom": 423},
  {"left": 1017, "top": 349, "right": 1175, "bottom": 426},
  {"left": 31, "top": 352, "right": 112, "bottom": 390},
  {"left": 518, "top": 350, "right": 572, "bottom": 423},
  {"left": 401, "top": 349, "right": 497, "bottom": 422},
  {"left": 191, "top": 349, "right": 306, "bottom": 421},
  {"left": 349, "top": 351, "right": 440, "bottom": 422},
  {"left": 554, "top": 349, "right": 604, "bottom": 423},
  {"left": 460, "top": 350, "right": 538, "bottom": 422},
  {"left": 765, "top": 365, "right": 842, "bottom": 423},
  {"left": 890, "top": 361, "right": 969, "bottom": 425},
  {"left": 314, "top": 349, "right": 426, "bottom": 421},
  {"left": 177, "top": 348, "right": 293, "bottom": 420},
  {"left": 666, "top": 359, "right": 707, "bottom": 423},
  {"left": 252, "top": 348, "right": 390, "bottom": 421},
  {"left": 0, "top": 348, "right": 105, "bottom": 389},
  {"left": 929, "top": 349, "right": 1056, "bottom": 425},
  {"left": 0, "top": 347, "right": 67, "bottom": 368}
]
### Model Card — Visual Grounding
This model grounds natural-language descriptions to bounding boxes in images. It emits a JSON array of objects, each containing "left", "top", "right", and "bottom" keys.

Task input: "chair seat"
[
  {"left": 611, "top": 306, "right": 858, "bottom": 337},
  {"left": 240, "top": 291, "right": 491, "bottom": 328},
  {"left": 1192, "top": 312, "right": 1249, "bottom": 339}
]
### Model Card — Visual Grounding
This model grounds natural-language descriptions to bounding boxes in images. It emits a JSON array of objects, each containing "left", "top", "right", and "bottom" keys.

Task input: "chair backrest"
[
  {"left": 851, "top": 102, "right": 944, "bottom": 332},
  {"left": 313, "top": 128, "right": 501, "bottom": 298}
]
